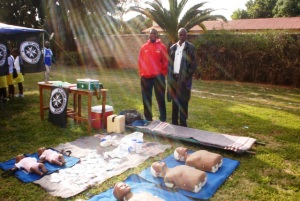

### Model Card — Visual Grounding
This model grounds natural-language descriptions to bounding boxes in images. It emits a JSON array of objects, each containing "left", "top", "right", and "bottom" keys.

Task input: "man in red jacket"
[{"left": 138, "top": 29, "right": 168, "bottom": 122}]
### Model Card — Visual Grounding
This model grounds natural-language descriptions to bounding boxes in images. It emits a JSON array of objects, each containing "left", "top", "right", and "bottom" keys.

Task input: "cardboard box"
[
  {"left": 77, "top": 79, "right": 102, "bottom": 91},
  {"left": 91, "top": 105, "right": 113, "bottom": 129},
  {"left": 107, "top": 114, "right": 125, "bottom": 133}
]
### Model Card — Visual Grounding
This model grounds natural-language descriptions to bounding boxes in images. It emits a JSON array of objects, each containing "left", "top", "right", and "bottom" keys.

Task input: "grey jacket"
[{"left": 167, "top": 41, "right": 197, "bottom": 102}]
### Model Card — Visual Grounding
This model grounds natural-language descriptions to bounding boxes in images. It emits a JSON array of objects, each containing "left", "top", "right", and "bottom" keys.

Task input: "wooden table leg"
[
  {"left": 101, "top": 89, "right": 108, "bottom": 129},
  {"left": 87, "top": 93, "right": 92, "bottom": 133},
  {"left": 39, "top": 85, "right": 44, "bottom": 120},
  {"left": 73, "top": 94, "right": 77, "bottom": 123},
  {"left": 78, "top": 94, "right": 82, "bottom": 123}
]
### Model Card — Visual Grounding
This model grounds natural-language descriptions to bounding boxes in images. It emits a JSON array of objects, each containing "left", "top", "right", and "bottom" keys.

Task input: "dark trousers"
[
  {"left": 170, "top": 77, "right": 189, "bottom": 127},
  {"left": 8, "top": 85, "right": 14, "bottom": 97},
  {"left": 172, "top": 96, "right": 189, "bottom": 127},
  {"left": 17, "top": 83, "right": 23, "bottom": 95},
  {"left": 0, "top": 87, "right": 7, "bottom": 99},
  {"left": 141, "top": 75, "right": 166, "bottom": 121}
]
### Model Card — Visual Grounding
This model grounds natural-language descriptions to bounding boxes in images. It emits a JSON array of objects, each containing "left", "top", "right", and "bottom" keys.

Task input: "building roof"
[{"left": 143, "top": 17, "right": 300, "bottom": 34}]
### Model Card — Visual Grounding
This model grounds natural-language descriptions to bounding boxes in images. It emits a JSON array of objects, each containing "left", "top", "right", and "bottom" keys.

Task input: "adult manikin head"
[
  {"left": 113, "top": 182, "right": 131, "bottom": 201},
  {"left": 150, "top": 161, "right": 167, "bottom": 177},
  {"left": 174, "top": 146, "right": 188, "bottom": 161}
]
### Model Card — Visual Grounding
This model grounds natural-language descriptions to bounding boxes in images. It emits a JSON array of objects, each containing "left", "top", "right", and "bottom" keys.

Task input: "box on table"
[
  {"left": 91, "top": 105, "right": 113, "bottom": 129},
  {"left": 107, "top": 114, "right": 125, "bottom": 133},
  {"left": 77, "top": 79, "right": 102, "bottom": 91}
]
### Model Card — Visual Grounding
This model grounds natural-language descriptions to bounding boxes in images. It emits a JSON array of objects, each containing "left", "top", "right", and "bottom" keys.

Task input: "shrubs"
[
  {"left": 60, "top": 51, "right": 82, "bottom": 66},
  {"left": 59, "top": 51, "right": 118, "bottom": 68},
  {"left": 194, "top": 31, "right": 300, "bottom": 87}
]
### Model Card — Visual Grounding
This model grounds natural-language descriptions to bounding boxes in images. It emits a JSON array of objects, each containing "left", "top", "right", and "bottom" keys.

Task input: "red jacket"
[{"left": 138, "top": 39, "right": 168, "bottom": 78}]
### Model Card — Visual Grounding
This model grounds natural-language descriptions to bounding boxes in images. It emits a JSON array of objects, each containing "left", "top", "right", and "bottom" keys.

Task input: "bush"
[
  {"left": 194, "top": 31, "right": 300, "bottom": 87},
  {"left": 59, "top": 51, "right": 118, "bottom": 69},
  {"left": 98, "top": 57, "right": 118, "bottom": 68},
  {"left": 60, "top": 51, "right": 82, "bottom": 66}
]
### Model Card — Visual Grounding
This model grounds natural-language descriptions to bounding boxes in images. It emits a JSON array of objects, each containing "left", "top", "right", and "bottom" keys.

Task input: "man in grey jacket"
[{"left": 167, "top": 28, "right": 197, "bottom": 127}]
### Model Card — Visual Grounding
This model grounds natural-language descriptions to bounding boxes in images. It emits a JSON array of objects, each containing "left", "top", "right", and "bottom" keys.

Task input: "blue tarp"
[
  {"left": 0, "top": 23, "right": 44, "bottom": 35},
  {"left": 0, "top": 149, "right": 80, "bottom": 183}
]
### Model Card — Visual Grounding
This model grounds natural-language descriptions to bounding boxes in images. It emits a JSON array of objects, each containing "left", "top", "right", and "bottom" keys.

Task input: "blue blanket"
[
  {"left": 88, "top": 174, "right": 192, "bottom": 201},
  {"left": 0, "top": 149, "right": 80, "bottom": 183},
  {"left": 139, "top": 150, "right": 240, "bottom": 200}
]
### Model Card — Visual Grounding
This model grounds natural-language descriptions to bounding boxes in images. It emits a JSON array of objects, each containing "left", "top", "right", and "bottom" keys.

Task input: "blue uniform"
[{"left": 44, "top": 48, "right": 53, "bottom": 66}]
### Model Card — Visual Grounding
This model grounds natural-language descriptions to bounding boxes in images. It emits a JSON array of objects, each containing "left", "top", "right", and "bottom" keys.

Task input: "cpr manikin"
[
  {"left": 38, "top": 147, "right": 66, "bottom": 166},
  {"left": 113, "top": 181, "right": 165, "bottom": 201},
  {"left": 150, "top": 161, "right": 207, "bottom": 193},
  {"left": 13, "top": 154, "right": 48, "bottom": 176},
  {"left": 174, "top": 147, "right": 223, "bottom": 173}
]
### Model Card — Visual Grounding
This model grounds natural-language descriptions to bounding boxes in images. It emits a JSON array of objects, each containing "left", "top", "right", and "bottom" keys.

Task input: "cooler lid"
[
  {"left": 92, "top": 105, "right": 113, "bottom": 113},
  {"left": 77, "top": 78, "right": 99, "bottom": 82}
]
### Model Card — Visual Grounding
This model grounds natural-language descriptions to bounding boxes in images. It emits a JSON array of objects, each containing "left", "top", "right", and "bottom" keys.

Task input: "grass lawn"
[{"left": 0, "top": 65, "right": 299, "bottom": 201}]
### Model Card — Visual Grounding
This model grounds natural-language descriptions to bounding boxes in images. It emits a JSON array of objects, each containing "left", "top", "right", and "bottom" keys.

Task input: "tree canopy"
[
  {"left": 0, "top": 0, "right": 44, "bottom": 28},
  {"left": 273, "top": 0, "right": 300, "bottom": 17},
  {"left": 232, "top": 0, "right": 300, "bottom": 19},
  {"left": 130, "top": 0, "right": 227, "bottom": 43},
  {"left": 0, "top": 0, "right": 132, "bottom": 52}
]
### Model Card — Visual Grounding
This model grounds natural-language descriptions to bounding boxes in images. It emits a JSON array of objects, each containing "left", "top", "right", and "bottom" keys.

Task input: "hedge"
[{"left": 194, "top": 31, "right": 300, "bottom": 87}]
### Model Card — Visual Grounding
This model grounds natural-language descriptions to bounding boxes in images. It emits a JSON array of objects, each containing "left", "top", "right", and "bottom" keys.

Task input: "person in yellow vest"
[
  {"left": 0, "top": 46, "right": 9, "bottom": 102},
  {"left": 6, "top": 49, "right": 15, "bottom": 98},
  {"left": 12, "top": 48, "right": 24, "bottom": 97}
]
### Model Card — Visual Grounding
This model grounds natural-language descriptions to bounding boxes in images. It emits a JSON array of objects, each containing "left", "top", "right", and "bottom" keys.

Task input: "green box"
[{"left": 77, "top": 79, "right": 100, "bottom": 91}]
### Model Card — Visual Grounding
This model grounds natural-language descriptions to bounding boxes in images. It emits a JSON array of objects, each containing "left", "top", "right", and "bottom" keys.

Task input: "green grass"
[{"left": 0, "top": 65, "right": 299, "bottom": 201}]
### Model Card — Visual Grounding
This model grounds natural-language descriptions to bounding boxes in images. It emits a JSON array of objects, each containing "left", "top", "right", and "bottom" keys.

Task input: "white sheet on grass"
[{"left": 33, "top": 133, "right": 171, "bottom": 198}]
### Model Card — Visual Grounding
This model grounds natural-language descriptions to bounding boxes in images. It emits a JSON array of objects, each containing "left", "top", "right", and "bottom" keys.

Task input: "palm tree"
[{"left": 130, "top": 0, "right": 227, "bottom": 43}]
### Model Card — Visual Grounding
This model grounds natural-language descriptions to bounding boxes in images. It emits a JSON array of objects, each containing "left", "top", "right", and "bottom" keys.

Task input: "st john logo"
[
  {"left": 0, "top": 44, "right": 7, "bottom": 66},
  {"left": 20, "top": 41, "right": 41, "bottom": 64},
  {"left": 49, "top": 88, "right": 67, "bottom": 114}
]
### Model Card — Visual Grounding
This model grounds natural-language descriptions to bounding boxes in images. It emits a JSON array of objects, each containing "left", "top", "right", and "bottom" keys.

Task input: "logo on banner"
[
  {"left": 20, "top": 41, "right": 41, "bottom": 64},
  {"left": 49, "top": 88, "right": 67, "bottom": 114},
  {"left": 0, "top": 44, "right": 7, "bottom": 67}
]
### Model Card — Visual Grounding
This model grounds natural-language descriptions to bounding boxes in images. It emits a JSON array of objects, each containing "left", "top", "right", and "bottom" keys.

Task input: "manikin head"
[
  {"left": 174, "top": 147, "right": 188, "bottom": 161},
  {"left": 113, "top": 182, "right": 131, "bottom": 201},
  {"left": 150, "top": 161, "right": 167, "bottom": 177},
  {"left": 15, "top": 154, "right": 25, "bottom": 162},
  {"left": 37, "top": 147, "right": 46, "bottom": 157}
]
